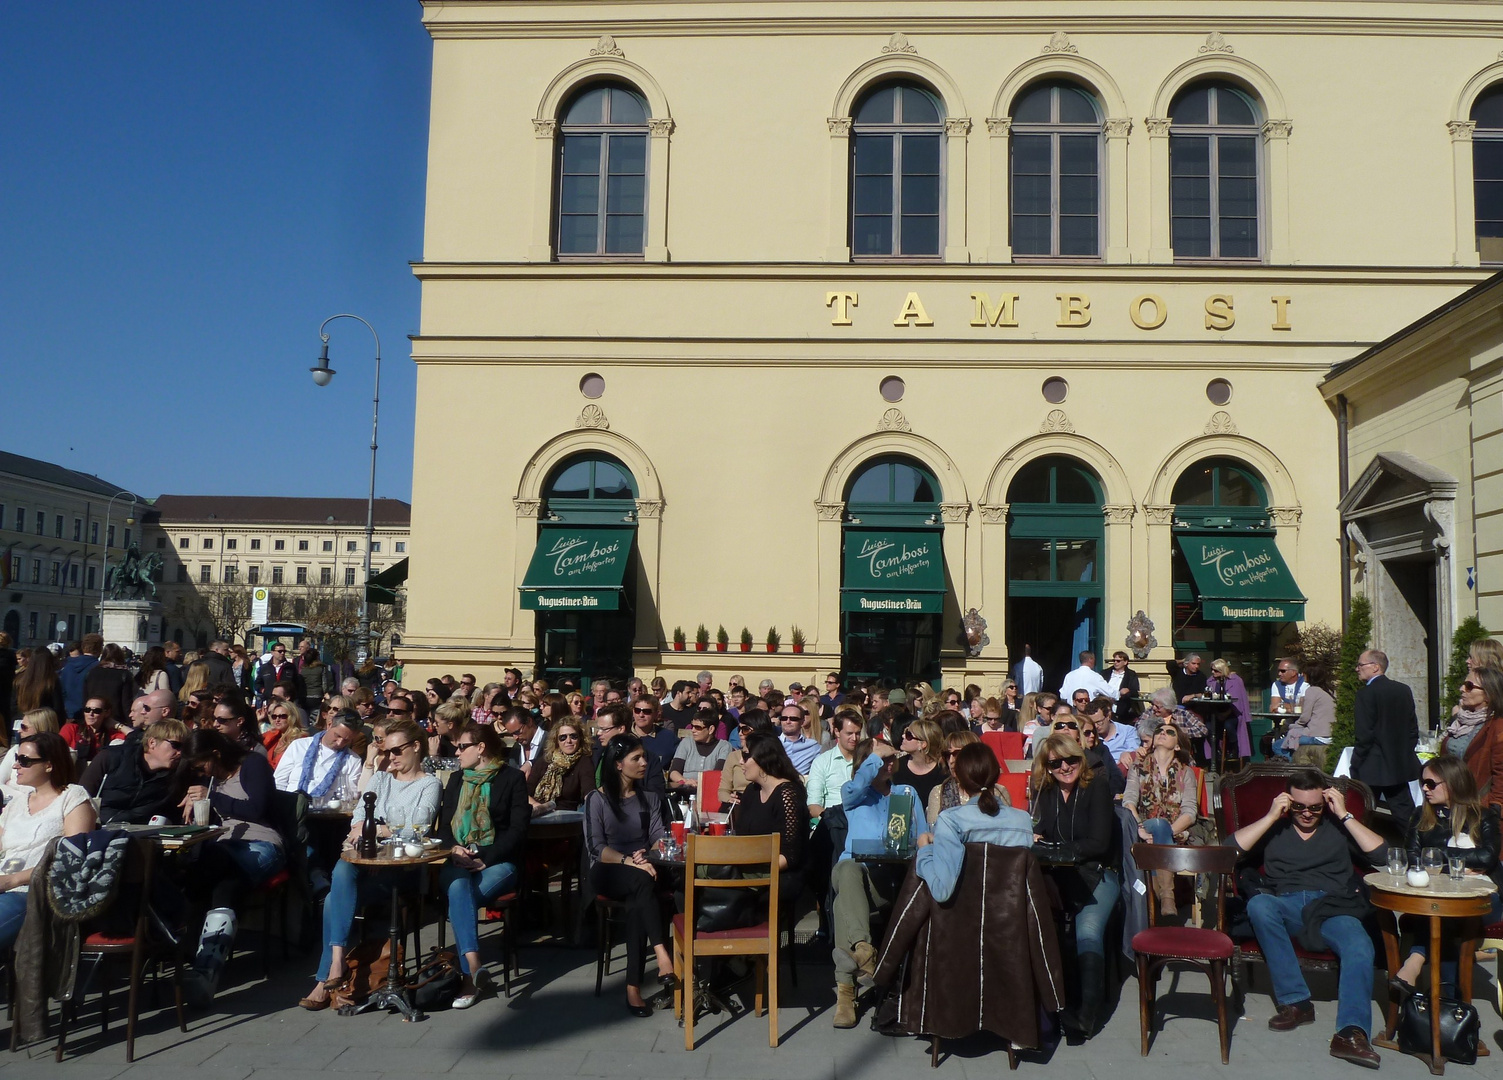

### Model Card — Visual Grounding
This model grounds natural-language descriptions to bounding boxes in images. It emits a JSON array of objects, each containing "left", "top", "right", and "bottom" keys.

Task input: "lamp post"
[
  {"left": 310, "top": 313, "right": 381, "bottom": 664},
  {"left": 99, "top": 489, "right": 143, "bottom": 620}
]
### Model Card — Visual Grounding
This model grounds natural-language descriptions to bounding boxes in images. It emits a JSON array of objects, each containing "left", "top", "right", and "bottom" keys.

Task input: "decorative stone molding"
[
  {"left": 514, "top": 499, "right": 542, "bottom": 518},
  {"left": 940, "top": 502, "right": 971, "bottom": 523},
  {"left": 1102, "top": 504, "right": 1136, "bottom": 524},
  {"left": 827, "top": 117, "right": 853, "bottom": 136},
  {"left": 590, "top": 35, "right": 625, "bottom": 58},
  {"left": 1269, "top": 506, "right": 1303, "bottom": 527},
  {"left": 635, "top": 499, "right": 663, "bottom": 519},
  {"left": 978, "top": 503, "right": 1009, "bottom": 525},
  {"left": 878, "top": 408, "right": 912, "bottom": 432},
  {"left": 1145, "top": 117, "right": 1172, "bottom": 137},
  {"left": 1144, "top": 504, "right": 1175, "bottom": 526},
  {"left": 1261, "top": 119, "right": 1293, "bottom": 140},
  {"left": 1448, "top": 120, "right": 1477, "bottom": 141},
  {"left": 1204, "top": 410, "right": 1238, "bottom": 435},
  {"left": 532, "top": 119, "right": 558, "bottom": 139},
  {"left": 575, "top": 404, "right": 610, "bottom": 430},
  {"left": 882, "top": 33, "right": 917, "bottom": 54},
  {"left": 816, "top": 501, "right": 845, "bottom": 522},
  {"left": 944, "top": 117, "right": 972, "bottom": 137},
  {"left": 985, "top": 117, "right": 1012, "bottom": 136},
  {"left": 646, "top": 117, "right": 675, "bottom": 137},
  {"left": 1102, "top": 118, "right": 1132, "bottom": 138},
  {"left": 962, "top": 608, "right": 990, "bottom": 656},
  {"left": 1043, "top": 31, "right": 1078, "bottom": 55},
  {"left": 1199, "top": 32, "right": 1233, "bottom": 54},
  {"left": 1125, "top": 610, "right": 1158, "bottom": 660},
  {"left": 1040, "top": 409, "right": 1074, "bottom": 434}
]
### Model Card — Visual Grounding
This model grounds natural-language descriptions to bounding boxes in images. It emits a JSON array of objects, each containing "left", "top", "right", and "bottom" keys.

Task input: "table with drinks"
[
  {"left": 1185, "top": 694, "right": 1243, "bottom": 771},
  {"left": 1368, "top": 845, "right": 1497, "bottom": 1075}
]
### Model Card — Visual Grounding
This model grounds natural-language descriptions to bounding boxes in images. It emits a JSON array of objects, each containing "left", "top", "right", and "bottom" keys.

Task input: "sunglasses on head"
[{"left": 1045, "top": 757, "right": 1080, "bottom": 771}]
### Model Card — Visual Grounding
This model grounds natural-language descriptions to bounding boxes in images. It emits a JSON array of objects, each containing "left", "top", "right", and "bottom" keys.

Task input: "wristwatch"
[{"left": 1339, "top": 812, "right": 1354, "bottom": 824}]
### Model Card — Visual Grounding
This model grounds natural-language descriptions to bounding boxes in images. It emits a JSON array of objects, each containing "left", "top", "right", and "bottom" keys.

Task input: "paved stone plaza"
[{"left": 5, "top": 918, "right": 1498, "bottom": 1080}]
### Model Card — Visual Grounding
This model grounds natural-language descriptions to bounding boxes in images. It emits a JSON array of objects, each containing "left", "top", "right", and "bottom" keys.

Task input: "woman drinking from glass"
[
  {"left": 1031, "top": 731, "right": 1120, "bottom": 1041},
  {"left": 181, "top": 728, "right": 286, "bottom": 905},
  {"left": 528, "top": 717, "right": 597, "bottom": 813}
]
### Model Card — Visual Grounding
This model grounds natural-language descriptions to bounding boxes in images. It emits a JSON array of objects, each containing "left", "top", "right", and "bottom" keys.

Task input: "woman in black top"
[
  {"left": 1030, "top": 731, "right": 1120, "bottom": 1041},
  {"left": 583, "top": 734, "right": 677, "bottom": 1016},
  {"left": 893, "top": 718, "right": 949, "bottom": 811},
  {"left": 729, "top": 734, "right": 810, "bottom": 904}
]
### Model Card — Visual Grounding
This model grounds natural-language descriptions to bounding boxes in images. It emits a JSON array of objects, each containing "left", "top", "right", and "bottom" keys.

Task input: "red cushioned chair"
[
  {"left": 998, "top": 771, "right": 1031, "bottom": 811},
  {"left": 699, "top": 770, "right": 724, "bottom": 813},
  {"left": 980, "top": 730, "right": 1025, "bottom": 763},
  {"left": 1130, "top": 843, "right": 1239, "bottom": 1063},
  {"left": 1218, "top": 763, "right": 1374, "bottom": 1014}
]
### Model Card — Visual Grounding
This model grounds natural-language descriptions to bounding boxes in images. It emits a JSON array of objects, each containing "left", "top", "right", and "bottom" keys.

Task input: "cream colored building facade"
[{"left": 403, "top": 1, "right": 1503, "bottom": 701}]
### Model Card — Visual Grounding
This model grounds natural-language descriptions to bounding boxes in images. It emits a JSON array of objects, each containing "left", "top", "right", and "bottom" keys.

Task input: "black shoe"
[
  {"left": 625, "top": 1000, "right": 654, "bottom": 1018},
  {"left": 1387, "top": 976, "right": 1414, "bottom": 1005},
  {"left": 659, "top": 972, "right": 681, "bottom": 994}
]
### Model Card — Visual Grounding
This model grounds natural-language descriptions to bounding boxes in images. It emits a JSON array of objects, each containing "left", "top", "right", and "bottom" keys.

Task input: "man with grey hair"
[
  {"left": 1171, "top": 653, "right": 1208, "bottom": 704},
  {"left": 1271, "top": 658, "right": 1307, "bottom": 713},
  {"left": 1352, "top": 649, "right": 1421, "bottom": 829},
  {"left": 341, "top": 676, "right": 360, "bottom": 697},
  {"left": 758, "top": 678, "right": 775, "bottom": 696},
  {"left": 696, "top": 670, "right": 713, "bottom": 693},
  {"left": 128, "top": 689, "right": 178, "bottom": 729}
]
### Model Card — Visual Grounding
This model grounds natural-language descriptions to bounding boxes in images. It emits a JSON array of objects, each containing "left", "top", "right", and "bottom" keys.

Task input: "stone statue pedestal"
[{"left": 100, "top": 599, "right": 163, "bottom": 655}]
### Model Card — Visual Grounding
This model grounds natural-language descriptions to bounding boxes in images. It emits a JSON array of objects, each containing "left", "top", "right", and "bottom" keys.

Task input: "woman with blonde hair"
[
  {"left": 178, "top": 660, "right": 209, "bottom": 705},
  {"left": 566, "top": 691, "right": 586, "bottom": 719},
  {"left": 894, "top": 716, "right": 948, "bottom": 809},
  {"left": 264, "top": 701, "right": 309, "bottom": 770},
  {"left": 528, "top": 716, "right": 596, "bottom": 812},
  {"left": 0, "top": 709, "right": 60, "bottom": 795},
  {"left": 1018, "top": 691, "right": 1040, "bottom": 739}
]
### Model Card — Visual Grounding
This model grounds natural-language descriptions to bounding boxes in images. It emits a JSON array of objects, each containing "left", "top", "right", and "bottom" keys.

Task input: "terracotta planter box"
[{"left": 740, "top": 642, "right": 752, "bottom": 652}]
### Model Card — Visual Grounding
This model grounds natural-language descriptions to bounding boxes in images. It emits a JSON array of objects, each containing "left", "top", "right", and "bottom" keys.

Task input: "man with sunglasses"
[
  {"left": 668, "top": 705, "right": 730, "bottom": 795},
  {"left": 1351, "top": 649, "right": 1422, "bottom": 830},
  {"left": 1230, "top": 768, "right": 1388, "bottom": 1067},
  {"left": 590, "top": 703, "right": 667, "bottom": 794},
  {"left": 818, "top": 673, "right": 845, "bottom": 711},
  {"left": 1059, "top": 650, "right": 1116, "bottom": 709},
  {"left": 629, "top": 698, "right": 679, "bottom": 766},
  {"left": 82, "top": 718, "right": 191, "bottom": 825}
]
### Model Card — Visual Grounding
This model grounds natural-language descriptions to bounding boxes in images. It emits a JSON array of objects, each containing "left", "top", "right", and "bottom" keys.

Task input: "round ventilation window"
[
  {"left": 1042, "top": 377, "right": 1068, "bottom": 404},
  {"left": 579, "top": 373, "right": 605, "bottom": 399},
  {"left": 879, "top": 376, "right": 905, "bottom": 403},
  {"left": 1206, "top": 379, "right": 1232, "bottom": 406}
]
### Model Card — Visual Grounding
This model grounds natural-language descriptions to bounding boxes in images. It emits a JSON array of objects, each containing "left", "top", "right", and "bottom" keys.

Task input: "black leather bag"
[
  {"left": 693, "top": 863, "right": 766, "bottom": 933},
  {"left": 410, "top": 948, "right": 464, "bottom": 1011},
  {"left": 1397, "top": 992, "right": 1480, "bottom": 1065}
]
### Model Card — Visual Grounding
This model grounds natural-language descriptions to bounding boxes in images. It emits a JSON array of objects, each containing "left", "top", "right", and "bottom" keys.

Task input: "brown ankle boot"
[
  {"left": 833, "top": 983, "right": 858, "bottom": 1028},
  {"left": 1153, "top": 870, "right": 1178, "bottom": 916}
]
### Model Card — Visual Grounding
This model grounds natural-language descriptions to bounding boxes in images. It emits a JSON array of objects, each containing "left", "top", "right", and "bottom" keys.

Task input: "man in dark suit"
[
  {"left": 1107, "top": 650, "right": 1142, "bottom": 725},
  {"left": 1352, "top": 649, "right": 1421, "bottom": 829}
]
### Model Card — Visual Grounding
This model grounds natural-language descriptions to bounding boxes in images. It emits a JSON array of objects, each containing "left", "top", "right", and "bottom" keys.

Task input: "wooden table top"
[{"left": 1364, "top": 871, "right": 1497, "bottom": 901}]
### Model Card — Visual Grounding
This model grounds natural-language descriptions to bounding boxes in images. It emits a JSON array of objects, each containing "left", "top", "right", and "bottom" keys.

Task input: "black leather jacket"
[{"left": 1407, "top": 804, "right": 1502, "bottom": 886}]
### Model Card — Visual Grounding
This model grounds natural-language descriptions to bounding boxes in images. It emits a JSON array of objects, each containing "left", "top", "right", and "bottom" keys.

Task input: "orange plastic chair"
[
  {"left": 999, "top": 770, "right": 1031, "bottom": 810},
  {"left": 980, "top": 730, "right": 1025, "bottom": 762},
  {"left": 699, "top": 770, "right": 724, "bottom": 813}
]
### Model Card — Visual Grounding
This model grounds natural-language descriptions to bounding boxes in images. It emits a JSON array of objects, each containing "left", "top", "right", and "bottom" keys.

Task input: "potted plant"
[
  {"left": 790, "top": 625, "right": 806, "bottom": 654},
  {"left": 695, "top": 623, "right": 709, "bottom": 652},
  {"left": 766, "top": 626, "right": 781, "bottom": 653},
  {"left": 740, "top": 627, "right": 753, "bottom": 653},
  {"left": 716, "top": 625, "right": 729, "bottom": 652},
  {"left": 672, "top": 626, "right": 686, "bottom": 651}
]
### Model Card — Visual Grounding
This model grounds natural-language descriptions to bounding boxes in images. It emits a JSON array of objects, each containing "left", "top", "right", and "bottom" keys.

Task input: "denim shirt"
[
  {"left": 838, "top": 752, "right": 920, "bottom": 861},
  {"left": 915, "top": 800, "right": 1035, "bottom": 902}
]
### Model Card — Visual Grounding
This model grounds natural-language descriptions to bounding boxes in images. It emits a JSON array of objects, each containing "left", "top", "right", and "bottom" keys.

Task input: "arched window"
[
  {"left": 1472, "top": 85, "right": 1503, "bottom": 260},
  {"left": 845, "top": 456, "right": 942, "bottom": 521},
  {"left": 1170, "top": 456, "right": 1268, "bottom": 529},
  {"left": 851, "top": 82, "right": 944, "bottom": 258},
  {"left": 555, "top": 84, "right": 649, "bottom": 257},
  {"left": 543, "top": 453, "right": 638, "bottom": 522},
  {"left": 1170, "top": 81, "right": 1260, "bottom": 260},
  {"left": 1010, "top": 81, "right": 1102, "bottom": 259}
]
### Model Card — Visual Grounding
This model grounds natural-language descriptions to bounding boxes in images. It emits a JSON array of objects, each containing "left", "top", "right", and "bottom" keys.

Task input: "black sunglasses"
[
  {"left": 13, "top": 754, "right": 41, "bottom": 768},
  {"left": 1421, "top": 779, "right": 1441, "bottom": 791},
  {"left": 164, "top": 740, "right": 185, "bottom": 752},
  {"left": 1045, "top": 757, "right": 1080, "bottom": 771},
  {"left": 1054, "top": 721, "right": 1080, "bottom": 731},
  {"left": 82, "top": 706, "right": 104, "bottom": 714},
  {"left": 1290, "top": 802, "right": 1324, "bottom": 815},
  {"left": 454, "top": 741, "right": 478, "bottom": 751}
]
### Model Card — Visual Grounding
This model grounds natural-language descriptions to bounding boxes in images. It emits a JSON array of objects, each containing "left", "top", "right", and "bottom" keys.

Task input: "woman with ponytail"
[{"left": 913, "top": 742, "right": 1034, "bottom": 903}]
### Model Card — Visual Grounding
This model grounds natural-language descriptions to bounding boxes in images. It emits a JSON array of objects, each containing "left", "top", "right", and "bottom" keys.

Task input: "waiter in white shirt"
[
  {"left": 1014, "top": 645, "right": 1044, "bottom": 696},
  {"left": 1058, "top": 651, "right": 1118, "bottom": 703}
]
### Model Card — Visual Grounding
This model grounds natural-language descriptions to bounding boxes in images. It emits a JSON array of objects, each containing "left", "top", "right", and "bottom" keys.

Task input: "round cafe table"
[
  {"left": 338, "top": 845, "right": 450, "bottom": 1021},
  {"left": 1366, "top": 871, "right": 1497, "bottom": 1074}
]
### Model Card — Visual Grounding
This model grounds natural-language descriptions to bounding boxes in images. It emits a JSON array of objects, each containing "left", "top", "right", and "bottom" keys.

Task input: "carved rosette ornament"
[
  {"left": 575, "top": 404, "right": 610, "bottom": 429},
  {"left": 940, "top": 502, "right": 971, "bottom": 524},
  {"left": 1204, "top": 410, "right": 1238, "bottom": 435},
  {"left": 590, "top": 35, "right": 625, "bottom": 58},
  {"left": 514, "top": 499, "right": 542, "bottom": 518},
  {"left": 532, "top": 119, "right": 558, "bottom": 139},
  {"left": 1040, "top": 409, "right": 1074, "bottom": 433},
  {"left": 979, "top": 503, "right": 1009, "bottom": 525},
  {"left": 878, "top": 408, "right": 912, "bottom": 432},
  {"left": 816, "top": 501, "right": 845, "bottom": 522},
  {"left": 1145, "top": 117, "right": 1172, "bottom": 137},
  {"left": 1043, "top": 31, "right": 1078, "bottom": 54},
  {"left": 1199, "top": 32, "right": 1233, "bottom": 54},
  {"left": 1102, "top": 504, "right": 1136, "bottom": 524},
  {"left": 827, "top": 117, "right": 853, "bottom": 137},
  {"left": 1448, "top": 120, "right": 1477, "bottom": 141},
  {"left": 1102, "top": 118, "right": 1132, "bottom": 139},
  {"left": 962, "top": 608, "right": 990, "bottom": 657},
  {"left": 635, "top": 499, "right": 664, "bottom": 519},
  {"left": 882, "top": 33, "right": 917, "bottom": 54},
  {"left": 647, "top": 118, "right": 675, "bottom": 137},
  {"left": 944, "top": 118, "right": 972, "bottom": 137},
  {"left": 1144, "top": 504, "right": 1174, "bottom": 526},
  {"left": 1269, "top": 506, "right": 1302, "bottom": 527},
  {"left": 1125, "top": 610, "right": 1158, "bottom": 660}
]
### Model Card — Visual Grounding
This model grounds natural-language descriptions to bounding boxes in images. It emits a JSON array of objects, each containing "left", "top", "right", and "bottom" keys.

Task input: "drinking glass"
[
  {"left": 388, "top": 814, "right": 408, "bottom": 844},
  {"left": 1386, "top": 846, "right": 1407, "bottom": 879},
  {"left": 1448, "top": 854, "right": 1467, "bottom": 882},
  {"left": 1421, "top": 847, "right": 1445, "bottom": 876}
]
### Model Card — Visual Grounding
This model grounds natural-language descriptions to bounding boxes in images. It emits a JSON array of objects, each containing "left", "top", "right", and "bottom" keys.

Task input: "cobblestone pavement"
[{"left": 1, "top": 919, "right": 1497, "bottom": 1080}]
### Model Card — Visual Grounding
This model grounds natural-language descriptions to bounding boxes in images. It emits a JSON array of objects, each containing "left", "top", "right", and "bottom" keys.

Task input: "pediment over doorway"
[{"left": 1339, "top": 451, "right": 1457, "bottom": 521}]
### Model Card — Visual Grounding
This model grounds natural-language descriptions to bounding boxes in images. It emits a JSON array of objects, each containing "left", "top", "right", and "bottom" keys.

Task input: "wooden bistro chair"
[
  {"left": 1130, "top": 843, "right": 1239, "bottom": 1063},
  {"left": 671, "top": 833, "right": 780, "bottom": 1050}
]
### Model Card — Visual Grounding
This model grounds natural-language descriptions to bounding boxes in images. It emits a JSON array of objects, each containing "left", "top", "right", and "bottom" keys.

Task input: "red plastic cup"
[
  {"left": 707, "top": 822, "right": 729, "bottom": 837},
  {"left": 670, "top": 821, "right": 686, "bottom": 845}
]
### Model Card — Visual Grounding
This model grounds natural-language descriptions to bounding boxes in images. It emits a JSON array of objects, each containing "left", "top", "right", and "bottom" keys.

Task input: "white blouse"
[{"left": 0, "top": 784, "right": 92, "bottom": 892}]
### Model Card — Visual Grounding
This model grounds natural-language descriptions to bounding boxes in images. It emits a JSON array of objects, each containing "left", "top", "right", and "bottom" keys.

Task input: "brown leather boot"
[
  {"left": 1153, "top": 870, "right": 1178, "bottom": 916},
  {"left": 833, "top": 982, "right": 858, "bottom": 1028}
]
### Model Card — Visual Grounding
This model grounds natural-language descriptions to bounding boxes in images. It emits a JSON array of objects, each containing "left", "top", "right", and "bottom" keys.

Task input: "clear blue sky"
[{"left": 1, "top": 2, "right": 430, "bottom": 501}]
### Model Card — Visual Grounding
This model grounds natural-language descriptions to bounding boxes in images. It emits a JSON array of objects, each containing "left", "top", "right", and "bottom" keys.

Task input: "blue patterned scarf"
[{"left": 297, "top": 732, "right": 352, "bottom": 798}]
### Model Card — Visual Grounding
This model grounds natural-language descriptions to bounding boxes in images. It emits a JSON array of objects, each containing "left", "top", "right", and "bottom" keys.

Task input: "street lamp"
[
  {"left": 311, "top": 313, "right": 381, "bottom": 664},
  {"left": 100, "top": 489, "right": 143, "bottom": 619}
]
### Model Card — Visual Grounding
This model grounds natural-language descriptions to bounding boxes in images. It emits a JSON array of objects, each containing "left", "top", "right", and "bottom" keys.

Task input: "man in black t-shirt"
[
  {"left": 658, "top": 680, "right": 697, "bottom": 733},
  {"left": 1229, "top": 769, "right": 1387, "bottom": 1068}
]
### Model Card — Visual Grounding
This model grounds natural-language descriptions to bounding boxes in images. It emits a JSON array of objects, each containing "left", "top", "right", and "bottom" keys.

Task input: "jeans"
[
  {"left": 1139, "top": 818, "right": 1175, "bottom": 844},
  {"left": 1272, "top": 736, "right": 1325, "bottom": 761},
  {"left": 1246, "top": 890, "right": 1374, "bottom": 1034},
  {"left": 0, "top": 891, "right": 28, "bottom": 951},
  {"left": 440, "top": 861, "right": 520, "bottom": 975},
  {"left": 1405, "top": 893, "right": 1503, "bottom": 995},
  {"left": 214, "top": 839, "right": 284, "bottom": 887},
  {"left": 1073, "top": 869, "right": 1120, "bottom": 958},
  {"left": 316, "top": 859, "right": 420, "bottom": 980}
]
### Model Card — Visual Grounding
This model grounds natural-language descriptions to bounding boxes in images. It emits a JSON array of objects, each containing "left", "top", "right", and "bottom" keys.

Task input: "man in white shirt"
[
  {"left": 1271, "top": 659, "right": 1308, "bottom": 713},
  {"left": 807, "top": 712, "right": 862, "bottom": 817},
  {"left": 504, "top": 706, "right": 547, "bottom": 778},
  {"left": 1059, "top": 651, "right": 1117, "bottom": 704},
  {"left": 1014, "top": 645, "right": 1043, "bottom": 695},
  {"left": 273, "top": 711, "right": 364, "bottom": 797}
]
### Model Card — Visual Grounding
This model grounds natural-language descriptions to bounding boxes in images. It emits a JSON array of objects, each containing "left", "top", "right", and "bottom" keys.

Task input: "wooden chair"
[
  {"left": 56, "top": 838, "right": 186, "bottom": 1063},
  {"left": 980, "top": 730, "right": 1025, "bottom": 762},
  {"left": 1218, "top": 763, "right": 1374, "bottom": 1011},
  {"left": 1130, "top": 843, "right": 1238, "bottom": 1063},
  {"left": 699, "top": 770, "right": 724, "bottom": 813},
  {"left": 671, "top": 833, "right": 780, "bottom": 1050}
]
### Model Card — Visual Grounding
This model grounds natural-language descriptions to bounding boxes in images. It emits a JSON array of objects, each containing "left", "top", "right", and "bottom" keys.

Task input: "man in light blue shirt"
[
  {"left": 777, "top": 705, "right": 821, "bottom": 774},
  {"left": 829, "top": 741, "right": 919, "bottom": 1028},
  {"left": 806, "top": 712, "right": 862, "bottom": 818}
]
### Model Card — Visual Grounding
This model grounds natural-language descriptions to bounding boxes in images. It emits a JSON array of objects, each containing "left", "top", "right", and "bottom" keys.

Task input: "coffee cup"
[{"left": 148, "top": 815, "right": 170, "bottom": 827}]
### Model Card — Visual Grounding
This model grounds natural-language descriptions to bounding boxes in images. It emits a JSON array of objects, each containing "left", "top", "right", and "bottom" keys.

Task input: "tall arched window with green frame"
[{"left": 542, "top": 453, "right": 638, "bottom": 524}]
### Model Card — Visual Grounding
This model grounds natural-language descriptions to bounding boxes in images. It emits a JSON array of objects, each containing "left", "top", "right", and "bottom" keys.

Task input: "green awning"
[
  {"left": 519, "top": 525, "right": 634, "bottom": 611},
  {"left": 365, "top": 557, "right": 408, "bottom": 605},
  {"left": 1175, "top": 534, "right": 1306, "bottom": 622},
  {"left": 841, "top": 527, "right": 945, "bottom": 614}
]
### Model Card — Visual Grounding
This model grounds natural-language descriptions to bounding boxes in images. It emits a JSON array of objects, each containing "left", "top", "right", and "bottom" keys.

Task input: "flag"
[{"left": 0, "top": 544, "right": 11, "bottom": 587}]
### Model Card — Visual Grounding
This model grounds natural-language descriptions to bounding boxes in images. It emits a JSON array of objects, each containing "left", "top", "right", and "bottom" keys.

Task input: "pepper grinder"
[{"left": 358, "top": 790, "right": 379, "bottom": 858}]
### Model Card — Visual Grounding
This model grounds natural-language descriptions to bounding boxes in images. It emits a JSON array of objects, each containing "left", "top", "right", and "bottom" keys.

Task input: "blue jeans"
[
  {"left": 214, "top": 839, "right": 284, "bottom": 887},
  {"left": 0, "top": 891, "right": 28, "bottom": 951},
  {"left": 316, "top": 859, "right": 420, "bottom": 980},
  {"left": 1272, "top": 736, "right": 1325, "bottom": 761},
  {"left": 1139, "top": 818, "right": 1175, "bottom": 845},
  {"left": 1246, "top": 890, "right": 1374, "bottom": 1034},
  {"left": 440, "top": 861, "right": 520, "bottom": 974},
  {"left": 1074, "top": 869, "right": 1120, "bottom": 958},
  {"left": 1405, "top": 893, "right": 1503, "bottom": 995}
]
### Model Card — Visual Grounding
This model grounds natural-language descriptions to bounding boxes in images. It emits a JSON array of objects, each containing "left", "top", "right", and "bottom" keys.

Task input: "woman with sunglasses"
[
  {"left": 58, "top": 696, "right": 124, "bottom": 770},
  {"left": 1390, "top": 754, "right": 1502, "bottom": 999},
  {"left": 927, "top": 729, "right": 1005, "bottom": 825},
  {"left": 894, "top": 718, "right": 949, "bottom": 812},
  {"left": 729, "top": 734, "right": 810, "bottom": 906},
  {"left": 0, "top": 731, "right": 96, "bottom": 952},
  {"left": 1451, "top": 668, "right": 1503, "bottom": 812},
  {"left": 438, "top": 724, "right": 529, "bottom": 1009},
  {"left": 1030, "top": 731, "right": 1120, "bottom": 1041},
  {"left": 1123, "top": 721, "right": 1198, "bottom": 914},
  {"left": 915, "top": 743, "right": 1034, "bottom": 901},
  {"left": 0, "top": 709, "right": 59, "bottom": 796},
  {"left": 529, "top": 718, "right": 596, "bottom": 813},
  {"left": 262, "top": 701, "right": 308, "bottom": 770},
  {"left": 583, "top": 734, "right": 676, "bottom": 1016},
  {"left": 299, "top": 718, "right": 441, "bottom": 1010}
]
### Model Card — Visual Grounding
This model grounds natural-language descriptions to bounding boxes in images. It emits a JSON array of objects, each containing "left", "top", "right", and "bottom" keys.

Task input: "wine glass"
[
  {"left": 1386, "top": 846, "right": 1406, "bottom": 880},
  {"left": 1421, "top": 847, "right": 1445, "bottom": 878},
  {"left": 388, "top": 813, "right": 408, "bottom": 845}
]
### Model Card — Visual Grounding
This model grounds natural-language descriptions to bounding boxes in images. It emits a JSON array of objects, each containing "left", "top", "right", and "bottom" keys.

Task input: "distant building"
[
  {"left": 0, "top": 450, "right": 139, "bottom": 647},
  {"left": 147, "top": 496, "right": 411, "bottom": 654}
]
